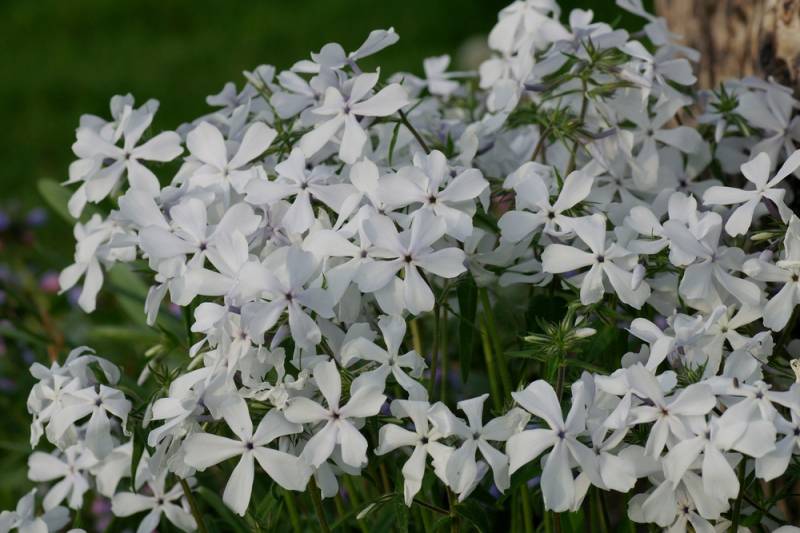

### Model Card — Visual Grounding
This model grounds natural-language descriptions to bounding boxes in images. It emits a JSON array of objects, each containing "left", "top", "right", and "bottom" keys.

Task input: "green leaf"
[
  {"left": 107, "top": 263, "right": 151, "bottom": 328},
  {"left": 129, "top": 428, "right": 145, "bottom": 491},
  {"left": 393, "top": 494, "right": 409, "bottom": 533},
  {"left": 388, "top": 121, "right": 401, "bottom": 167},
  {"left": 196, "top": 487, "right": 250, "bottom": 533},
  {"left": 456, "top": 277, "right": 478, "bottom": 382},
  {"left": 37, "top": 178, "right": 74, "bottom": 224},
  {"left": 455, "top": 500, "right": 491, "bottom": 533}
]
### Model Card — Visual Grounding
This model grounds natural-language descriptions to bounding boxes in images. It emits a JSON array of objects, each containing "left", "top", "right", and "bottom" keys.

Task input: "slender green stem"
[
  {"left": 309, "top": 478, "right": 331, "bottom": 533},
  {"left": 447, "top": 488, "right": 459, "bottom": 533},
  {"left": 730, "top": 460, "right": 746, "bottom": 531},
  {"left": 283, "top": 490, "right": 302, "bottom": 533},
  {"left": 544, "top": 511, "right": 554, "bottom": 533},
  {"left": 413, "top": 498, "right": 450, "bottom": 515},
  {"left": 440, "top": 305, "right": 449, "bottom": 401},
  {"left": 566, "top": 78, "right": 589, "bottom": 174},
  {"left": 398, "top": 109, "right": 430, "bottom": 154},
  {"left": 429, "top": 303, "right": 441, "bottom": 397},
  {"left": 519, "top": 486, "right": 534, "bottom": 533},
  {"left": 410, "top": 318, "right": 424, "bottom": 355},
  {"left": 531, "top": 127, "right": 550, "bottom": 162},
  {"left": 742, "top": 494, "right": 788, "bottom": 526},
  {"left": 478, "top": 287, "right": 512, "bottom": 398},
  {"left": 555, "top": 364, "right": 567, "bottom": 402},
  {"left": 179, "top": 478, "right": 208, "bottom": 533},
  {"left": 593, "top": 488, "right": 609, "bottom": 533},
  {"left": 480, "top": 318, "right": 502, "bottom": 411}
]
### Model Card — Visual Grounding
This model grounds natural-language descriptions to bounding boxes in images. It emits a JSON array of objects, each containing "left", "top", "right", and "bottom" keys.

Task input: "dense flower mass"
[{"left": 8, "top": 0, "right": 800, "bottom": 531}]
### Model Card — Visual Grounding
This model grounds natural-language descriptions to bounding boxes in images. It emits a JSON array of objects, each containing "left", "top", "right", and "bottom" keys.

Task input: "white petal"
[{"left": 223, "top": 454, "right": 255, "bottom": 516}]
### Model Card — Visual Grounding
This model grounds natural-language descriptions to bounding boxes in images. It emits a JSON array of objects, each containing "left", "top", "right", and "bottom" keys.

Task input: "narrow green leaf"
[
  {"left": 196, "top": 487, "right": 250, "bottom": 533},
  {"left": 456, "top": 277, "right": 478, "bottom": 382},
  {"left": 455, "top": 500, "right": 491, "bottom": 533},
  {"left": 388, "top": 121, "right": 401, "bottom": 167},
  {"left": 394, "top": 494, "right": 409, "bottom": 533},
  {"left": 129, "top": 428, "right": 144, "bottom": 491},
  {"left": 37, "top": 178, "right": 74, "bottom": 224}
]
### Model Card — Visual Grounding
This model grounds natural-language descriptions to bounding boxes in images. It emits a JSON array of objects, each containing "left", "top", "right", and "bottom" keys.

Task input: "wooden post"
[{"left": 655, "top": 0, "right": 800, "bottom": 93}]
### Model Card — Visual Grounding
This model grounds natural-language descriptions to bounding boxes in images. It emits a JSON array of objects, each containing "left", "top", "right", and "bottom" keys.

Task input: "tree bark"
[{"left": 655, "top": 0, "right": 800, "bottom": 93}]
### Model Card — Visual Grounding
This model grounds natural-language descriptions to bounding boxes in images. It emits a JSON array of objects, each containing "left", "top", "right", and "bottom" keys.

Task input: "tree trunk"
[{"left": 655, "top": 0, "right": 800, "bottom": 93}]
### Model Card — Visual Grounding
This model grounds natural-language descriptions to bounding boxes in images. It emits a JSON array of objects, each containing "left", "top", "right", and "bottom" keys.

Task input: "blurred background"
[{"left": 0, "top": 0, "right": 632, "bottom": 515}]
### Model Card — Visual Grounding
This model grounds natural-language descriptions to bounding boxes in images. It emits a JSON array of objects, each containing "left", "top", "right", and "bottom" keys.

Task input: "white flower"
[
  {"left": 499, "top": 169, "right": 593, "bottom": 242},
  {"left": 299, "top": 72, "right": 410, "bottom": 163},
  {"left": 662, "top": 212, "right": 761, "bottom": 308},
  {"left": 743, "top": 216, "right": 800, "bottom": 330},
  {"left": 284, "top": 360, "right": 386, "bottom": 469},
  {"left": 183, "top": 405, "right": 311, "bottom": 516},
  {"left": 379, "top": 150, "right": 488, "bottom": 241},
  {"left": 293, "top": 29, "right": 399, "bottom": 73},
  {"left": 111, "top": 471, "right": 196, "bottom": 533},
  {"left": 48, "top": 385, "right": 131, "bottom": 460},
  {"left": 627, "top": 364, "right": 716, "bottom": 457},
  {"left": 542, "top": 214, "right": 651, "bottom": 308},
  {"left": 703, "top": 150, "right": 800, "bottom": 236},
  {"left": 507, "top": 380, "right": 598, "bottom": 512},
  {"left": 58, "top": 215, "right": 126, "bottom": 313},
  {"left": 375, "top": 400, "right": 454, "bottom": 505},
  {"left": 241, "top": 246, "right": 334, "bottom": 349},
  {"left": 442, "top": 394, "right": 529, "bottom": 501},
  {"left": 28, "top": 446, "right": 97, "bottom": 511},
  {"left": 69, "top": 104, "right": 182, "bottom": 213},
  {"left": 245, "top": 148, "right": 355, "bottom": 234},
  {"left": 359, "top": 210, "right": 466, "bottom": 314},
  {"left": 342, "top": 315, "right": 428, "bottom": 400},
  {"left": 0, "top": 490, "right": 69, "bottom": 533},
  {"left": 140, "top": 199, "right": 261, "bottom": 264},
  {"left": 185, "top": 121, "right": 276, "bottom": 194}
]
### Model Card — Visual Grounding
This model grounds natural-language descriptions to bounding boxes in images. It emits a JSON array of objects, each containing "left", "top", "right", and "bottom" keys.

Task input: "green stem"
[
  {"left": 555, "top": 364, "right": 567, "bottom": 402},
  {"left": 478, "top": 287, "right": 512, "bottom": 398},
  {"left": 566, "top": 78, "right": 589, "bottom": 175},
  {"left": 398, "top": 109, "right": 430, "bottom": 154},
  {"left": 531, "top": 127, "right": 550, "bottom": 162},
  {"left": 480, "top": 318, "right": 502, "bottom": 411},
  {"left": 440, "top": 305, "right": 449, "bottom": 401},
  {"left": 742, "top": 494, "right": 788, "bottom": 526},
  {"left": 519, "top": 486, "right": 534, "bottom": 533},
  {"left": 429, "top": 303, "right": 441, "bottom": 397},
  {"left": 730, "top": 460, "right": 746, "bottom": 531},
  {"left": 179, "top": 478, "right": 208, "bottom": 533},
  {"left": 309, "top": 478, "right": 331, "bottom": 533},
  {"left": 544, "top": 511, "right": 554, "bottom": 533},
  {"left": 593, "top": 488, "right": 609, "bottom": 533},
  {"left": 447, "top": 488, "right": 459, "bottom": 533},
  {"left": 283, "top": 490, "right": 302, "bottom": 533},
  {"left": 413, "top": 498, "right": 450, "bottom": 516}
]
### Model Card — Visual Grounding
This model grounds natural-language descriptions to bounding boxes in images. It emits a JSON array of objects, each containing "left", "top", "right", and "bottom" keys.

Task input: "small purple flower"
[
  {"left": 67, "top": 287, "right": 82, "bottom": 307},
  {"left": 25, "top": 208, "right": 48, "bottom": 228},
  {"left": 39, "top": 271, "right": 61, "bottom": 294},
  {"left": 21, "top": 348, "right": 35, "bottom": 365},
  {"left": 0, "top": 377, "right": 17, "bottom": 392}
]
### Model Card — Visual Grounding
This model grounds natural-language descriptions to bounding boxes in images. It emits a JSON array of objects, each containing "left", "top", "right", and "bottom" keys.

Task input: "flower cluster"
[{"left": 7, "top": 0, "right": 800, "bottom": 531}]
